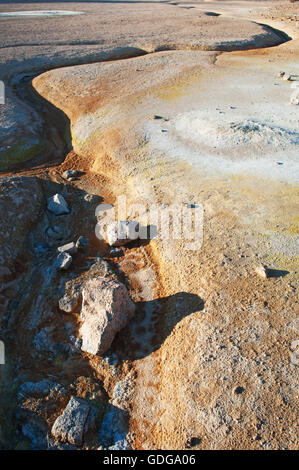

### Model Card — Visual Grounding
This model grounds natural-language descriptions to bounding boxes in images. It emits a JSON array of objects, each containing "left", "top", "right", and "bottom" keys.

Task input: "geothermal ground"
[{"left": 0, "top": 1, "right": 298, "bottom": 451}]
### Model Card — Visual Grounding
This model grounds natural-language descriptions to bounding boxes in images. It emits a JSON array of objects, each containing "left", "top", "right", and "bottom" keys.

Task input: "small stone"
[
  {"left": 84, "top": 193, "right": 98, "bottom": 203},
  {"left": 47, "top": 194, "right": 69, "bottom": 216},
  {"left": 290, "top": 95, "right": 299, "bottom": 105},
  {"left": 51, "top": 396, "right": 95, "bottom": 446},
  {"left": 110, "top": 247, "right": 123, "bottom": 258},
  {"left": 57, "top": 242, "right": 77, "bottom": 255},
  {"left": 63, "top": 170, "right": 79, "bottom": 180},
  {"left": 76, "top": 236, "right": 89, "bottom": 249},
  {"left": 234, "top": 386, "right": 245, "bottom": 395},
  {"left": 255, "top": 265, "right": 268, "bottom": 279},
  {"left": 55, "top": 252, "right": 72, "bottom": 270},
  {"left": 282, "top": 74, "right": 291, "bottom": 81},
  {"left": 153, "top": 115, "right": 169, "bottom": 121}
]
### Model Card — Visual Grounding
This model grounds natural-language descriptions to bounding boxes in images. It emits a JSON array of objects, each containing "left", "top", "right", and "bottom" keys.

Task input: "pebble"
[
  {"left": 57, "top": 242, "right": 77, "bottom": 255},
  {"left": 110, "top": 247, "right": 123, "bottom": 258},
  {"left": 62, "top": 170, "right": 79, "bottom": 180},
  {"left": 47, "top": 194, "right": 70, "bottom": 216},
  {"left": 76, "top": 236, "right": 89, "bottom": 249},
  {"left": 255, "top": 265, "right": 268, "bottom": 279},
  {"left": 55, "top": 252, "right": 72, "bottom": 270},
  {"left": 83, "top": 193, "right": 98, "bottom": 203}
]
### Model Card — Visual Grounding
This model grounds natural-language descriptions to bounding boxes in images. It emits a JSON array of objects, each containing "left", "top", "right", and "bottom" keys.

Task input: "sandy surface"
[{"left": 0, "top": 0, "right": 298, "bottom": 450}]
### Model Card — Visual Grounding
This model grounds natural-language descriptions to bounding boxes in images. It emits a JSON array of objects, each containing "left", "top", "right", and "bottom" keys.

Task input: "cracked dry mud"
[{"left": 0, "top": 1, "right": 298, "bottom": 450}]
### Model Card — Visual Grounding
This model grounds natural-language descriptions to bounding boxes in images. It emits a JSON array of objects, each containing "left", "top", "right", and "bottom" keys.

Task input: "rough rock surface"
[
  {"left": 51, "top": 396, "right": 95, "bottom": 446},
  {"left": 80, "top": 278, "right": 135, "bottom": 355}
]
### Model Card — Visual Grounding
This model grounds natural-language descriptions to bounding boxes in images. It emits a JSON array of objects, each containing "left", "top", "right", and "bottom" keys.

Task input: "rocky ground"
[{"left": 0, "top": 1, "right": 298, "bottom": 450}]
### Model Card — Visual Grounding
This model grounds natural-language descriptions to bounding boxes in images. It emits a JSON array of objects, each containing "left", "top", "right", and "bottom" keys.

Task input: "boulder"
[
  {"left": 55, "top": 252, "right": 72, "bottom": 270},
  {"left": 106, "top": 220, "right": 139, "bottom": 247},
  {"left": 79, "top": 278, "right": 135, "bottom": 355},
  {"left": 47, "top": 194, "right": 69, "bottom": 215},
  {"left": 51, "top": 396, "right": 95, "bottom": 446},
  {"left": 57, "top": 242, "right": 77, "bottom": 255}
]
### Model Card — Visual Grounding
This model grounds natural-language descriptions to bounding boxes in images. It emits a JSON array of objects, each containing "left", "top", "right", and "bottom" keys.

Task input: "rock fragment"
[
  {"left": 57, "top": 242, "right": 77, "bottom": 255},
  {"left": 18, "top": 379, "right": 63, "bottom": 402},
  {"left": 63, "top": 170, "right": 79, "bottom": 180},
  {"left": 55, "top": 252, "right": 72, "bottom": 270},
  {"left": 47, "top": 194, "right": 69, "bottom": 215},
  {"left": 110, "top": 247, "right": 123, "bottom": 258},
  {"left": 83, "top": 193, "right": 98, "bottom": 203},
  {"left": 255, "top": 265, "right": 268, "bottom": 279},
  {"left": 290, "top": 95, "right": 299, "bottom": 105},
  {"left": 76, "top": 236, "right": 89, "bottom": 249},
  {"left": 51, "top": 396, "right": 95, "bottom": 446},
  {"left": 79, "top": 278, "right": 135, "bottom": 355}
]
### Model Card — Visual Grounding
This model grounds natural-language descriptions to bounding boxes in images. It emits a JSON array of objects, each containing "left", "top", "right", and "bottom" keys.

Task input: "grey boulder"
[{"left": 79, "top": 278, "right": 135, "bottom": 355}]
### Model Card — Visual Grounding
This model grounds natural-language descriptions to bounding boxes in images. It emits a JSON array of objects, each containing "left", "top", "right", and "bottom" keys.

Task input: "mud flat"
[{"left": 0, "top": 1, "right": 298, "bottom": 450}]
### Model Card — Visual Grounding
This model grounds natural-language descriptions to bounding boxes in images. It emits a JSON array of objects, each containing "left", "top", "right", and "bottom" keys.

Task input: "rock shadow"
[
  {"left": 115, "top": 291, "right": 204, "bottom": 361},
  {"left": 266, "top": 268, "right": 290, "bottom": 278}
]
